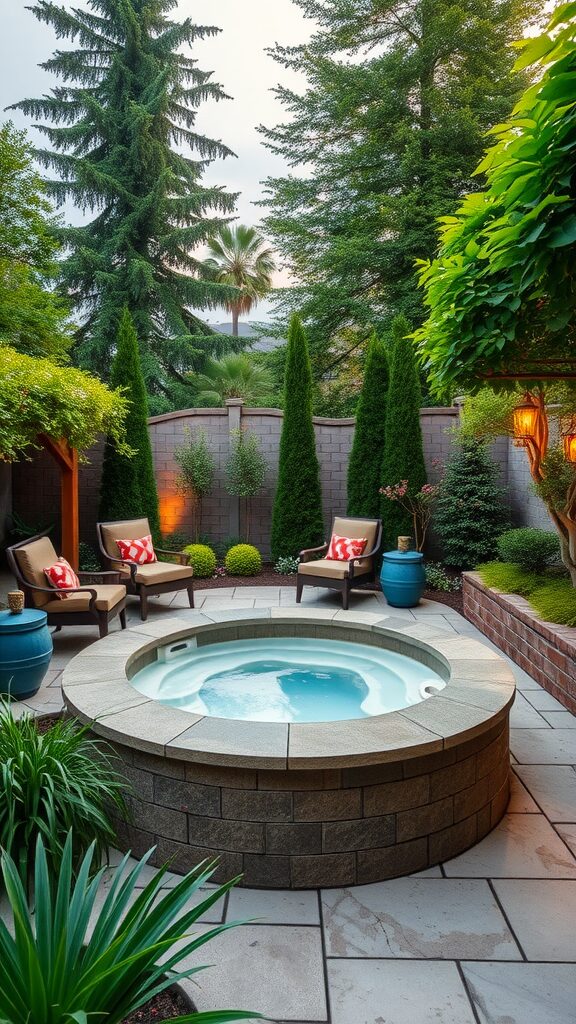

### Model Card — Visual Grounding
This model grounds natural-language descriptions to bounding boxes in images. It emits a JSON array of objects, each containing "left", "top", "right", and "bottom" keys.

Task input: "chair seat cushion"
[
  {"left": 119, "top": 561, "right": 194, "bottom": 586},
  {"left": 298, "top": 557, "right": 373, "bottom": 580},
  {"left": 43, "top": 584, "right": 126, "bottom": 614}
]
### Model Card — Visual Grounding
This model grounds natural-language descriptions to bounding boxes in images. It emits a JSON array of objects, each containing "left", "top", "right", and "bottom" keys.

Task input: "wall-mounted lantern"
[
  {"left": 513, "top": 395, "right": 539, "bottom": 441},
  {"left": 561, "top": 415, "right": 576, "bottom": 463}
]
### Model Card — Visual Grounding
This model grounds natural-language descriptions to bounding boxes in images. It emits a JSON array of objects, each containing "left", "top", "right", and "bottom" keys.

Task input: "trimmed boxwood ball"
[
  {"left": 183, "top": 543, "right": 217, "bottom": 578},
  {"left": 497, "top": 528, "right": 560, "bottom": 571},
  {"left": 225, "top": 543, "right": 262, "bottom": 576}
]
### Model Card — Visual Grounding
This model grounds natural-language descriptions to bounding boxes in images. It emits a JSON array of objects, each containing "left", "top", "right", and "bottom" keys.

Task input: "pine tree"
[
  {"left": 259, "top": 0, "right": 540, "bottom": 376},
  {"left": 12, "top": 0, "right": 240, "bottom": 400},
  {"left": 99, "top": 308, "right": 160, "bottom": 535},
  {"left": 347, "top": 332, "right": 389, "bottom": 518},
  {"left": 271, "top": 314, "right": 324, "bottom": 559},
  {"left": 380, "top": 316, "right": 426, "bottom": 549},
  {"left": 433, "top": 438, "right": 509, "bottom": 569}
]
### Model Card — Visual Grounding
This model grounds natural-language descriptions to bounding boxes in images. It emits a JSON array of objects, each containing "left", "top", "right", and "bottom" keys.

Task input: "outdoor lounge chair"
[
  {"left": 7, "top": 532, "right": 127, "bottom": 638},
  {"left": 297, "top": 516, "right": 382, "bottom": 610},
  {"left": 96, "top": 517, "right": 194, "bottom": 621}
]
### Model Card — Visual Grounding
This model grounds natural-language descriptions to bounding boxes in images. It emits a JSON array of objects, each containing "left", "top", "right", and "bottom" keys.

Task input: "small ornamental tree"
[
  {"left": 271, "top": 314, "right": 324, "bottom": 559},
  {"left": 347, "top": 332, "right": 389, "bottom": 518},
  {"left": 225, "top": 429, "right": 267, "bottom": 542},
  {"left": 433, "top": 439, "right": 510, "bottom": 569},
  {"left": 99, "top": 310, "right": 160, "bottom": 536},
  {"left": 380, "top": 316, "right": 427, "bottom": 549},
  {"left": 174, "top": 429, "right": 215, "bottom": 541}
]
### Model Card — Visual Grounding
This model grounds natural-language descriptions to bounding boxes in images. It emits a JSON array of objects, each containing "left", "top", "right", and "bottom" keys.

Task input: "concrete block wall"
[{"left": 9, "top": 402, "right": 554, "bottom": 559}]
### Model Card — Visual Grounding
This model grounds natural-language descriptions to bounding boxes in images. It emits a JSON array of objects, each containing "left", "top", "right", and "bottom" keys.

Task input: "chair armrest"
[
  {"left": 99, "top": 554, "right": 138, "bottom": 582},
  {"left": 299, "top": 542, "right": 328, "bottom": 563},
  {"left": 24, "top": 582, "right": 100, "bottom": 613},
  {"left": 155, "top": 547, "right": 189, "bottom": 566}
]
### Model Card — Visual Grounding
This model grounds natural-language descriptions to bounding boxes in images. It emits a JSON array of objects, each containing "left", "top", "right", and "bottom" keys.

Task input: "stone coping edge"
[{"left": 61, "top": 610, "right": 515, "bottom": 770}]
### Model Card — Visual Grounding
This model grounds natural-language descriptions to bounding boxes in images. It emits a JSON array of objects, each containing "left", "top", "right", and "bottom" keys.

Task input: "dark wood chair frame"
[
  {"left": 296, "top": 517, "right": 383, "bottom": 610},
  {"left": 96, "top": 521, "right": 194, "bottom": 622},
  {"left": 6, "top": 532, "right": 127, "bottom": 638}
]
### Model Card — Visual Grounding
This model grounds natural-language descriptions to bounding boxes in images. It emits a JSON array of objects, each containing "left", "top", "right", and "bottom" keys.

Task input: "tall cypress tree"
[
  {"left": 380, "top": 316, "right": 426, "bottom": 550},
  {"left": 260, "top": 0, "right": 540, "bottom": 376},
  {"left": 347, "top": 332, "right": 389, "bottom": 518},
  {"left": 271, "top": 314, "right": 324, "bottom": 560},
  {"left": 12, "top": 0, "right": 240, "bottom": 400},
  {"left": 99, "top": 308, "right": 160, "bottom": 536}
]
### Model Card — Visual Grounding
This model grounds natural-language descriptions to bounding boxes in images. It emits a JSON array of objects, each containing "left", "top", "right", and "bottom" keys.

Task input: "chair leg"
[
  {"left": 140, "top": 589, "right": 148, "bottom": 621},
  {"left": 119, "top": 607, "right": 127, "bottom": 630},
  {"left": 54, "top": 625, "right": 62, "bottom": 633},
  {"left": 296, "top": 577, "right": 303, "bottom": 604},
  {"left": 187, "top": 585, "right": 194, "bottom": 609},
  {"left": 98, "top": 615, "right": 109, "bottom": 639},
  {"left": 342, "top": 581, "right": 350, "bottom": 611}
]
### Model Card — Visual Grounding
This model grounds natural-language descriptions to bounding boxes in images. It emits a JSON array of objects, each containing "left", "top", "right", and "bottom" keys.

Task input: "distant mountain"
[{"left": 211, "top": 321, "right": 283, "bottom": 353}]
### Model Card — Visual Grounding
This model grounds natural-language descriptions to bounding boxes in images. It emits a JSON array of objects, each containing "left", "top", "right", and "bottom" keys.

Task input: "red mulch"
[{"left": 122, "top": 988, "right": 192, "bottom": 1023}]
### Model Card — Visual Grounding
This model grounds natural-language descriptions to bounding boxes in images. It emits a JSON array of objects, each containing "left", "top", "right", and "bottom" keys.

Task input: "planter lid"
[
  {"left": 0, "top": 609, "right": 48, "bottom": 633},
  {"left": 382, "top": 550, "right": 424, "bottom": 563}
]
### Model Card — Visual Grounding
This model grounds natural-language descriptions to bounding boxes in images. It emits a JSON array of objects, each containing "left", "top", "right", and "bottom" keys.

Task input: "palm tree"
[
  {"left": 193, "top": 353, "right": 274, "bottom": 406},
  {"left": 203, "top": 225, "right": 276, "bottom": 335}
]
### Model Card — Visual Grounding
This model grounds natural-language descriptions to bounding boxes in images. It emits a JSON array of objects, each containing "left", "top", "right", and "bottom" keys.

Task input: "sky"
[{"left": 0, "top": 0, "right": 315, "bottom": 321}]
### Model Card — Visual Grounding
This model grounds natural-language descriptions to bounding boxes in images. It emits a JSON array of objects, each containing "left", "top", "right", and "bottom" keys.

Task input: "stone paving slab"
[
  {"left": 442, "top": 813, "right": 576, "bottom": 878},
  {"left": 492, "top": 880, "right": 576, "bottom": 961},
  {"left": 515, "top": 765, "right": 576, "bottom": 822},
  {"left": 462, "top": 962, "right": 576, "bottom": 1024}
]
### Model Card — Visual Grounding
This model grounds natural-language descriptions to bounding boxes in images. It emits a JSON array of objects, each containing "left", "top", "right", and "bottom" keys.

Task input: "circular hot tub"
[{"left": 62, "top": 608, "right": 515, "bottom": 888}]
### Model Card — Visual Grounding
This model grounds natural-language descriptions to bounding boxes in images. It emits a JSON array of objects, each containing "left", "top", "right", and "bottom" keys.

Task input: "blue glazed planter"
[
  {"left": 380, "top": 549, "right": 426, "bottom": 608},
  {"left": 0, "top": 609, "right": 53, "bottom": 701}
]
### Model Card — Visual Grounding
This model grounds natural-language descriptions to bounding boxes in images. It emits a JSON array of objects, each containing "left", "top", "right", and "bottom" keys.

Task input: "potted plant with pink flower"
[{"left": 378, "top": 480, "right": 439, "bottom": 606}]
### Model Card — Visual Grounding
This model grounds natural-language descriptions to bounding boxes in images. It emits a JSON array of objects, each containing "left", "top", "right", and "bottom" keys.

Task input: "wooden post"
[{"left": 39, "top": 435, "right": 80, "bottom": 569}]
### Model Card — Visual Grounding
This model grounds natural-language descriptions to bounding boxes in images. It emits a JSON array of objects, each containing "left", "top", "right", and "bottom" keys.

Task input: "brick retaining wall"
[{"left": 463, "top": 572, "right": 576, "bottom": 714}]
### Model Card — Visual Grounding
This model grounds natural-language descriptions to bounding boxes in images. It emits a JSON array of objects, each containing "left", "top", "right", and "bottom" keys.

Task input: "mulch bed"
[
  {"left": 194, "top": 566, "right": 465, "bottom": 615},
  {"left": 122, "top": 988, "right": 192, "bottom": 1023}
]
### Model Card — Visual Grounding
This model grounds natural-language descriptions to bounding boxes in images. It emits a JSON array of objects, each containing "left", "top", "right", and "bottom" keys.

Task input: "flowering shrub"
[
  {"left": 424, "top": 562, "right": 462, "bottom": 593},
  {"left": 274, "top": 555, "right": 300, "bottom": 575},
  {"left": 379, "top": 480, "right": 438, "bottom": 551}
]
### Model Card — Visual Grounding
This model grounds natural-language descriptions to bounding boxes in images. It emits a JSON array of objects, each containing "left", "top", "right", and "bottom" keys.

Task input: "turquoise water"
[{"left": 130, "top": 637, "right": 445, "bottom": 723}]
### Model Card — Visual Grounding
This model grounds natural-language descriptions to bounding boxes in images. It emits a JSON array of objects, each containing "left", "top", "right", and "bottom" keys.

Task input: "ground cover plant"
[
  {"left": 0, "top": 706, "right": 126, "bottom": 887},
  {"left": 0, "top": 833, "right": 259, "bottom": 1024},
  {"left": 476, "top": 562, "right": 576, "bottom": 627}
]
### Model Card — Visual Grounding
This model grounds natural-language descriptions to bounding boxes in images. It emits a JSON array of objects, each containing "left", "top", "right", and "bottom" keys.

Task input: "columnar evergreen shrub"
[
  {"left": 380, "top": 316, "right": 426, "bottom": 549},
  {"left": 271, "top": 315, "right": 324, "bottom": 559},
  {"left": 99, "top": 309, "right": 160, "bottom": 536},
  {"left": 434, "top": 438, "right": 509, "bottom": 568},
  {"left": 347, "top": 332, "right": 389, "bottom": 518}
]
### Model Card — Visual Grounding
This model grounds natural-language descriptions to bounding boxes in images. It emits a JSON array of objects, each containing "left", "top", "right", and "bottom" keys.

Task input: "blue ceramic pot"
[
  {"left": 0, "top": 609, "right": 53, "bottom": 700},
  {"left": 380, "top": 549, "right": 426, "bottom": 608}
]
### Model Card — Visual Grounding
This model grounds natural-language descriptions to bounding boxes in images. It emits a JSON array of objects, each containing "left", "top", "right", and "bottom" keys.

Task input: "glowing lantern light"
[
  {"left": 561, "top": 416, "right": 576, "bottom": 463},
  {"left": 513, "top": 397, "right": 539, "bottom": 440}
]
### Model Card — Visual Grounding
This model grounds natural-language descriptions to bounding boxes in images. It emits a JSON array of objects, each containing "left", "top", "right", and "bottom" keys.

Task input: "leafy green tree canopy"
[
  {"left": 203, "top": 225, "right": 276, "bottom": 336},
  {"left": 12, "top": 0, "right": 241, "bottom": 397},
  {"left": 347, "top": 332, "right": 389, "bottom": 518},
  {"left": 260, "top": 0, "right": 540, "bottom": 375},
  {"left": 415, "top": 4, "right": 576, "bottom": 394},
  {"left": 0, "top": 122, "right": 72, "bottom": 361},
  {"left": 99, "top": 309, "right": 160, "bottom": 535}
]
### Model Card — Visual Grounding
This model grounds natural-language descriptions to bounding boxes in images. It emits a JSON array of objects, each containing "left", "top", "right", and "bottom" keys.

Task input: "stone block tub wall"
[{"left": 109, "top": 719, "right": 510, "bottom": 888}]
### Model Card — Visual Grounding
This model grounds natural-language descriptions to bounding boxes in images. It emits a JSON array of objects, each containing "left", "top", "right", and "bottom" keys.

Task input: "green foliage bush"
[
  {"left": 476, "top": 562, "right": 546, "bottom": 596},
  {"left": 0, "top": 833, "right": 258, "bottom": 1023},
  {"left": 274, "top": 555, "right": 300, "bottom": 575},
  {"left": 98, "top": 309, "right": 160, "bottom": 535},
  {"left": 380, "top": 316, "right": 426, "bottom": 549},
  {"left": 271, "top": 314, "right": 324, "bottom": 559},
  {"left": 497, "top": 528, "right": 560, "bottom": 571},
  {"left": 433, "top": 438, "right": 509, "bottom": 568},
  {"left": 174, "top": 428, "right": 215, "bottom": 541},
  {"left": 78, "top": 541, "right": 100, "bottom": 573},
  {"left": 424, "top": 562, "right": 462, "bottom": 593},
  {"left": 347, "top": 332, "right": 388, "bottom": 518},
  {"left": 226, "top": 429, "right": 267, "bottom": 542},
  {"left": 530, "top": 580, "right": 576, "bottom": 628},
  {"left": 183, "top": 543, "right": 217, "bottom": 578},
  {"left": 225, "top": 544, "right": 263, "bottom": 576},
  {"left": 0, "top": 706, "right": 126, "bottom": 886}
]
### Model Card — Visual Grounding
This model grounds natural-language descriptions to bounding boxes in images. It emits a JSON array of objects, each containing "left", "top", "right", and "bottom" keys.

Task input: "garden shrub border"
[{"left": 463, "top": 571, "right": 576, "bottom": 714}]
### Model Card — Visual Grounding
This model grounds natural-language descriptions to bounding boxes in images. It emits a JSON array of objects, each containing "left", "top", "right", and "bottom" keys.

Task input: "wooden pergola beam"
[{"left": 38, "top": 434, "right": 79, "bottom": 569}]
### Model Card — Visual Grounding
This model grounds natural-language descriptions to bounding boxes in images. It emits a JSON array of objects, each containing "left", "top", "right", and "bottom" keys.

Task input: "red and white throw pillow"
[
  {"left": 44, "top": 558, "right": 80, "bottom": 597},
  {"left": 326, "top": 534, "right": 367, "bottom": 561},
  {"left": 115, "top": 534, "right": 157, "bottom": 565}
]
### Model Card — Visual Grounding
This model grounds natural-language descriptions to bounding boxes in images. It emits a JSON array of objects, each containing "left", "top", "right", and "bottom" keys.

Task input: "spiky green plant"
[
  {"left": 0, "top": 705, "right": 126, "bottom": 886},
  {"left": 0, "top": 833, "right": 260, "bottom": 1023}
]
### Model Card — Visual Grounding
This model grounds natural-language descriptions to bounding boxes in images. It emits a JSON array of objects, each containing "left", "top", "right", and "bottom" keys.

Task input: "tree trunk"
[{"left": 232, "top": 308, "right": 239, "bottom": 336}]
